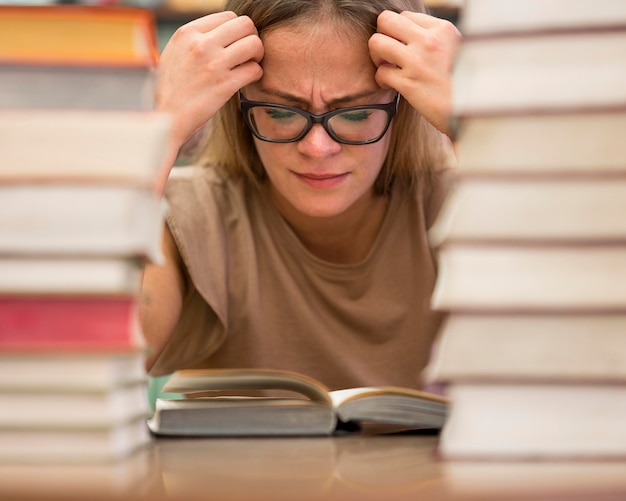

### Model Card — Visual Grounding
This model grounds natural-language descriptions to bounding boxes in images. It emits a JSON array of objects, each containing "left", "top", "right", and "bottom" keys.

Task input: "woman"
[{"left": 142, "top": 0, "right": 460, "bottom": 390}]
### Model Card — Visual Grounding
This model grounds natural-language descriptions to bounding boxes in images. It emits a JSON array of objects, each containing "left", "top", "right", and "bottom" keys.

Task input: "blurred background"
[{"left": 0, "top": 0, "right": 462, "bottom": 51}]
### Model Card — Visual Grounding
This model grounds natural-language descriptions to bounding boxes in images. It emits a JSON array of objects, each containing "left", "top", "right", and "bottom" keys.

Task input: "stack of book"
[
  {"left": 426, "top": 0, "right": 626, "bottom": 459},
  {"left": 0, "top": 5, "right": 170, "bottom": 465}
]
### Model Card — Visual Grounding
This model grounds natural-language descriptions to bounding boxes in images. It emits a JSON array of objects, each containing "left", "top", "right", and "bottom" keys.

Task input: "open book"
[{"left": 147, "top": 369, "right": 449, "bottom": 436}]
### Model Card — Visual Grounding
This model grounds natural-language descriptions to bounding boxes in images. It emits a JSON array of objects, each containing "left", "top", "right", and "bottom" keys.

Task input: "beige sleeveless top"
[{"left": 151, "top": 166, "right": 448, "bottom": 391}]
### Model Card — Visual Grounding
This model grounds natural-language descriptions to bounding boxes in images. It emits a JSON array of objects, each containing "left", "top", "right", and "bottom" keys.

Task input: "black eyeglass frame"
[{"left": 238, "top": 92, "right": 401, "bottom": 145}]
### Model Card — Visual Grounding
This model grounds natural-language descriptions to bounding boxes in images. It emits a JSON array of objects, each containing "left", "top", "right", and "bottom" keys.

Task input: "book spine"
[{"left": 0, "top": 297, "right": 143, "bottom": 350}]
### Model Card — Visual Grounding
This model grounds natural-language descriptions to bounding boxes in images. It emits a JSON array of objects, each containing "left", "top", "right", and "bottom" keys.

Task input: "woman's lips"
[{"left": 294, "top": 172, "right": 349, "bottom": 189}]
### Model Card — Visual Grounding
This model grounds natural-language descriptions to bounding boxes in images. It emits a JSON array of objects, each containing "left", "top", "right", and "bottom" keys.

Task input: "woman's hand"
[
  {"left": 369, "top": 10, "right": 461, "bottom": 136},
  {"left": 154, "top": 11, "right": 264, "bottom": 190}
]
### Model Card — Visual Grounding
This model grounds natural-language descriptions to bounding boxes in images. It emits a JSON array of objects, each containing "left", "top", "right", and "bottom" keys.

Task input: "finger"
[
  {"left": 376, "top": 10, "right": 415, "bottom": 46},
  {"left": 377, "top": 10, "right": 458, "bottom": 49},
  {"left": 185, "top": 10, "right": 238, "bottom": 33},
  {"left": 237, "top": 33, "right": 264, "bottom": 64},
  {"left": 378, "top": 10, "right": 447, "bottom": 36},
  {"left": 372, "top": 10, "right": 428, "bottom": 69},
  {"left": 374, "top": 64, "right": 400, "bottom": 89},
  {"left": 400, "top": 11, "right": 444, "bottom": 29},
  {"left": 373, "top": 63, "right": 401, "bottom": 91},
  {"left": 403, "top": 11, "right": 463, "bottom": 49},
  {"left": 224, "top": 33, "right": 264, "bottom": 70},
  {"left": 369, "top": 32, "right": 405, "bottom": 69},
  {"left": 229, "top": 59, "right": 264, "bottom": 89},
  {"left": 208, "top": 15, "right": 259, "bottom": 50}
]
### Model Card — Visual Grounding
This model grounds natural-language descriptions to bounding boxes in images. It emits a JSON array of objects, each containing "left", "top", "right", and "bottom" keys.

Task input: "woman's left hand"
[{"left": 369, "top": 10, "right": 461, "bottom": 136}]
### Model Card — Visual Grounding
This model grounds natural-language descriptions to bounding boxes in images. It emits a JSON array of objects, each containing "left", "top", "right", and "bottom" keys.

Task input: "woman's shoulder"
[
  {"left": 166, "top": 164, "right": 233, "bottom": 189},
  {"left": 165, "top": 165, "right": 249, "bottom": 208}
]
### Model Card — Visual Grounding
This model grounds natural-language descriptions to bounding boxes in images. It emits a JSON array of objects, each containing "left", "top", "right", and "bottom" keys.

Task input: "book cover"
[
  {"left": 452, "top": 111, "right": 626, "bottom": 175},
  {"left": 0, "top": 5, "right": 159, "bottom": 110},
  {"left": 0, "top": 257, "right": 145, "bottom": 296},
  {"left": 0, "top": 382, "right": 150, "bottom": 429},
  {"left": 0, "top": 296, "right": 144, "bottom": 350},
  {"left": 459, "top": 0, "right": 626, "bottom": 36},
  {"left": 452, "top": 28, "right": 626, "bottom": 115},
  {"left": 0, "top": 62, "right": 157, "bottom": 110},
  {"left": 0, "top": 184, "right": 164, "bottom": 260},
  {"left": 0, "top": 350, "right": 147, "bottom": 391},
  {"left": 429, "top": 177, "right": 626, "bottom": 245},
  {"left": 432, "top": 244, "right": 626, "bottom": 312},
  {"left": 0, "top": 110, "right": 170, "bottom": 184},
  {"left": 428, "top": 313, "right": 626, "bottom": 382},
  {"left": 440, "top": 382, "right": 626, "bottom": 459},
  {"left": 0, "top": 5, "right": 158, "bottom": 67}
]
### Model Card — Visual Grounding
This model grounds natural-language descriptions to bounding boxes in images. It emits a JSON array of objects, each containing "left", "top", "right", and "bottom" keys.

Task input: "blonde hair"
[{"left": 194, "top": 0, "right": 448, "bottom": 195}]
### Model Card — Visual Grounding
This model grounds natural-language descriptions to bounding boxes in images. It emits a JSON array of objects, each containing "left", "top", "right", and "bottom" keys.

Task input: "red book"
[{"left": 0, "top": 296, "right": 144, "bottom": 350}]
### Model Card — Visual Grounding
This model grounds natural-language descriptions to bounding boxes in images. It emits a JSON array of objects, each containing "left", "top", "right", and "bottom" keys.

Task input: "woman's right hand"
[{"left": 154, "top": 11, "right": 264, "bottom": 189}]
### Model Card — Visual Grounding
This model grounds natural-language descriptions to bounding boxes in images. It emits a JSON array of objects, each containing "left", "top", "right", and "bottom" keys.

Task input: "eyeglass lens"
[{"left": 247, "top": 106, "right": 391, "bottom": 143}]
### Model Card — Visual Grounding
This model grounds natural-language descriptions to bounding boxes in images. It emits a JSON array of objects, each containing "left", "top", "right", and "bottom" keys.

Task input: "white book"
[
  {"left": 0, "top": 351, "right": 147, "bottom": 392},
  {"left": 429, "top": 178, "right": 626, "bottom": 245},
  {"left": 432, "top": 245, "right": 626, "bottom": 311},
  {"left": 440, "top": 382, "right": 626, "bottom": 459},
  {"left": 0, "top": 184, "right": 165, "bottom": 260},
  {"left": 453, "top": 112, "right": 626, "bottom": 175},
  {"left": 0, "top": 257, "right": 144, "bottom": 295},
  {"left": 0, "top": 383, "right": 150, "bottom": 429},
  {"left": 427, "top": 313, "right": 626, "bottom": 382},
  {"left": 459, "top": 0, "right": 626, "bottom": 35},
  {"left": 0, "top": 66, "right": 156, "bottom": 111},
  {"left": 0, "top": 110, "right": 170, "bottom": 184},
  {"left": 453, "top": 29, "right": 626, "bottom": 115}
]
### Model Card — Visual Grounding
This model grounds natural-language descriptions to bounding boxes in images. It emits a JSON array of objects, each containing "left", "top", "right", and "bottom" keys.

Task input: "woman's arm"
[
  {"left": 140, "top": 224, "right": 187, "bottom": 372},
  {"left": 153, "top": 11, "right": 264, "bottom": 193},
  {"left": 145, "top": 11, "right": 264, "bottom": 361}
]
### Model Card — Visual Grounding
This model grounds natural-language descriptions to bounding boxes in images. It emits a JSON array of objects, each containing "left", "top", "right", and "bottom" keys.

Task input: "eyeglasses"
[{"left": 239, "top": 92, "right": 400, "bottom": 145}]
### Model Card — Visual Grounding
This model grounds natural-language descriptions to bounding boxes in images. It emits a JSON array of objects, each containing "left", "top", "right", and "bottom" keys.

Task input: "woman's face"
[{"left": 243, "top": 20, "right": 395, "bottom": 222}]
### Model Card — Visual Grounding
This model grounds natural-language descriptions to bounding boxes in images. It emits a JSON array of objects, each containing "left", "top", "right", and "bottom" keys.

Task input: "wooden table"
[{"left": 3, "top": 433, "right": 626, "bottom": 500}]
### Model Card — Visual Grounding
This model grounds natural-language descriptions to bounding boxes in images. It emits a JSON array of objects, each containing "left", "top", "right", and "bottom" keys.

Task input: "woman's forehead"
[
  {"left": 261, "top": 15, "right": 369, "bottom": 45},
  {"left": 258, "top": 27, "right": 378, "bottom": 106},
  {"left": 260, "top": 21, "right": 373, "bottom": 73}
]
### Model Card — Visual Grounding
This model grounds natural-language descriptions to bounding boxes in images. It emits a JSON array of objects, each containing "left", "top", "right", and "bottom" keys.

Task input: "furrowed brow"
[{"left": 258, "top": 88, "right": 382, "bottom": 106}]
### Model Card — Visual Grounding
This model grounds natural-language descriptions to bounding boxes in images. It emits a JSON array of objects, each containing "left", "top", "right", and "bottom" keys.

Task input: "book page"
[
  {"left": 329, "top": 387, "right": 448, "bottom": 407},
  {"left": 161, "top": 368, "right": 333, "bottom": 406}
]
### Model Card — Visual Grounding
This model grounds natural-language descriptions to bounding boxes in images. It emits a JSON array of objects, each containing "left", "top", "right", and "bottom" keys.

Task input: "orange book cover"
[{"left": 0, "top": 5, "right": 158, "bottom": 67}]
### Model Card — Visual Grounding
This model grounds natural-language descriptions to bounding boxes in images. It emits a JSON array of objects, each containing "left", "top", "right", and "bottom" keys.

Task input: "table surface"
[{"left": 3, "top": 433, "right": 626, "bottom": 501}]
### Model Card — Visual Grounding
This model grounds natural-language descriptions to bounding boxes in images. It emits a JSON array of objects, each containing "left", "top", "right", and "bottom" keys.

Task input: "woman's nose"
[{"left": 296, "top": 123, "right": 342, "bottom": 158}]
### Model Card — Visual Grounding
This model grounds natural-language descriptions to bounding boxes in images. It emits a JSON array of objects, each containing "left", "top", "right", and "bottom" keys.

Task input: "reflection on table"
[{"left": 2, "top": 432, "right": 626, "bottom": 500}]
